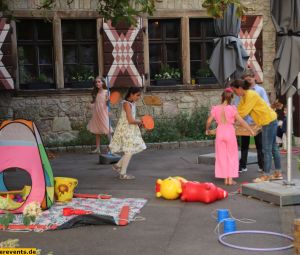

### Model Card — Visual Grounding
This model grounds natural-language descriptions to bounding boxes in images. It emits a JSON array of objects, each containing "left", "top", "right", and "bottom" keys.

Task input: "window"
[
  {"left": 17, "top": 20, "right": 54, "bottom": 90},
  {"left": 189, "top": 19, "right": 217, "bottom": 81},
  {"left": 62, "top": 20, "right": 97, "bottom": 88},
  {"left": 148, "top": 19, "right": 181, "bottom": 83}
]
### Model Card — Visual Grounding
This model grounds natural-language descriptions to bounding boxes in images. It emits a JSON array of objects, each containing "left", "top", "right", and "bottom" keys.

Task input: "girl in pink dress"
[
  {"left": 205, "top": 88, "right": 254, "bottom": 185},
  {"left": 87, "top": 77, "right": 112, "bottom": 153}
]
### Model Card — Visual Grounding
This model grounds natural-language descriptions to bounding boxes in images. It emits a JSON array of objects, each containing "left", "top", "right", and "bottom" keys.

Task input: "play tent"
[{"left": 0, "top": 119, "right": 54, "bottom": 213}]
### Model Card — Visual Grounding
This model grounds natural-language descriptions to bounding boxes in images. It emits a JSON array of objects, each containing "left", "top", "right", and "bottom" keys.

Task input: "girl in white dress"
[{"left": 109, "top": 87, "right": 146, "bottom": 180}]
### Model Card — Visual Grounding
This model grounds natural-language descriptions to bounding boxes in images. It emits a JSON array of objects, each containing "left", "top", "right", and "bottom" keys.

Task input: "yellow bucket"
[{"left": 54, "top": 177, "right": 78, "bottom": 202}]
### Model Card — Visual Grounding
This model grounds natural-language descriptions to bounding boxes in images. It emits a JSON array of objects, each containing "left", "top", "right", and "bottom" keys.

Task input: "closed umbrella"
[
  {"left": 271, "top": 0, "right": 300, "bottom": 183},
  {"left": 209, "top": 4, "right": 249, "bottom": 85}
]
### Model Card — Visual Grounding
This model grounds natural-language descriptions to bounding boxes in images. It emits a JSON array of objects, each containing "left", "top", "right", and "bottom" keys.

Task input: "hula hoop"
[{"left": 218, "top": 230, "right": 294, "bottom": 251}]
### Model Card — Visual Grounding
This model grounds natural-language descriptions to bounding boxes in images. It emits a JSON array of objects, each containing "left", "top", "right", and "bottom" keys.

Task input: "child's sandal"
[{"left": 119, "top": 174, "right": 135, "bottom": 180}]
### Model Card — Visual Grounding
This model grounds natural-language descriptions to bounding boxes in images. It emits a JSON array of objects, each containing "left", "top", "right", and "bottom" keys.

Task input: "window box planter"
[
  {"left": 20, "top": 82, "right": 55, "bottom": 90},
  {"left": 196, "top": 77, "right": 218, "bottom": 85},
  {"left": 154, "top": 79, "right": 178, "bottom": 86},
  {"left": 65, "top": 81, "right": 93, "bottom": 88}
]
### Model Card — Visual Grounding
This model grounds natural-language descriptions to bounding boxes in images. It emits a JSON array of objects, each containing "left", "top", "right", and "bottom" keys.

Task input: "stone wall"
[{"left": 0, "top": 88, "right": 220, "bottom": 144}]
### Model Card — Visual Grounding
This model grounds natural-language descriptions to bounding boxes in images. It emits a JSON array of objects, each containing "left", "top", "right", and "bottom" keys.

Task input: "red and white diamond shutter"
[
  {"left": 240, "top": 15, "right": 263, "bottom": 83},
  {"left": 103, "top": 18, "right": 144, "bottom": 87},
  {"left": 0, "top": 18, "right": 14, "bottom": 90}
]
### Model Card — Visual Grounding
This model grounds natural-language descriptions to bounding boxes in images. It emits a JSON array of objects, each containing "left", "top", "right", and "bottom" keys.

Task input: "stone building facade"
[{"left": 1, "top": 0, "right": 298, "bottom": 145}]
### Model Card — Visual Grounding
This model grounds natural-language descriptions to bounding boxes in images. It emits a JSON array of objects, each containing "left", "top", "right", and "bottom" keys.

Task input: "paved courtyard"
[{"left": 1, "top": 146, "right": 300, "bottom": 255}]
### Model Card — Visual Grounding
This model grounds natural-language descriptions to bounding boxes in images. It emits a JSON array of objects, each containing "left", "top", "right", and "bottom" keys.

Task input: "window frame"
[
  {"left": 148, "top": 18, "right": 182, "bottom": 84},
  {"left": 189, "top": 18, "right": 217, "bottom": 84},
  {"left": 16, "top": 19, "right": 55, "bottom": 90},
  {"left": 61, "top": 19, "right": 98, "bottom": 88}
]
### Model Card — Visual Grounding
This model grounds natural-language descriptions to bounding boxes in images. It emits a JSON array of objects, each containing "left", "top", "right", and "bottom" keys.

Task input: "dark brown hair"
[
  {"left": 230, "top": 79, "right": 251, "bottom": 90},
  {"left": 125, "top": 87, "right": 142, "bottom": 101}
]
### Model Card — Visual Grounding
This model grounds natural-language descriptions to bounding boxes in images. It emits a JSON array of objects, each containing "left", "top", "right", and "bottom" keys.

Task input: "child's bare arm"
[
  {"left": 123, "top": 102, "right": 141, "bottom": 125},
  {"left": 235, "top": 114, "right": 255, "bottom": 136},
  {"left": 205, "top": 115, "right": 214, "bottom": 135}
]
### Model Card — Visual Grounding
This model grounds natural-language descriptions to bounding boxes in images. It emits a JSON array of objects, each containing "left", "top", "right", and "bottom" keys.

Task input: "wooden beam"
[
  {"left": 97, "top": 18, "right": 103, "bottom": 77},
  {"left": 12, "top": 10, "right": 100, "bottom": 18},
  {"left": 181, "top": 16, "right": 190, "bottom": 85},
  {"left": 143, "top": 18, "right": 150, "bottom": 87},
  {"left": 53, "top": 17, "right": 64, "bottom": 89}
]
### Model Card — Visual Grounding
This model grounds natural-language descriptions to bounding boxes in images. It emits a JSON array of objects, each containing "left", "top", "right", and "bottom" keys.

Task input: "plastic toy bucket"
[{"left": 54, "top": 177, "right": 78, "bottom": 202}]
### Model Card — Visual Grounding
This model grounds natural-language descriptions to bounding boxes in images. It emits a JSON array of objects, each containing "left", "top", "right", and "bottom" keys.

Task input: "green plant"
[
  {"left": 35, "top": 0, "right": 155, "bottom": 27},
  {"left": 36, "top": 73, "right": 48, "bottom": 82},
  {"left": 196, "top": 68, "right": 214, "bottom": 78},
  {"left": 70, "top": 65, "right": 94, "bottom": 82},
  {"left": 142, "top": 106, "right": 210, "bottom": 143},
  {"left": 154, "top": 65, "right": 181, "bottom": 80},
  {"left": 202, "top": 0, "right": 249, "bottom": 18}
]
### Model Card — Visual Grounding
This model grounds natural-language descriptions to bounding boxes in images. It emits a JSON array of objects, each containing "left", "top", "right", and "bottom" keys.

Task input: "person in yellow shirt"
[{"left": 230, "top": 79, "right": 281, "bottom": 182}]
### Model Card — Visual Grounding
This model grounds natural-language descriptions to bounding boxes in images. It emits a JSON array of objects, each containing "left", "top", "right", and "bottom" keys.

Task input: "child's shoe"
[
  {"left": 119, "top": 174, "right": 135, "bottom": 180},
  {"left": 90, "top": 148, "right": 100, "bottom": 154}
]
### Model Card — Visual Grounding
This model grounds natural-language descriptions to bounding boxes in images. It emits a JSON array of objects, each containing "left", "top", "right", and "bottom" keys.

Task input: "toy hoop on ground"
[
  {"left": 141, "top": 115, "right": 154, "bottom": 130},
  {"left": 110, "top": 91, "right": 121, "bottom": 105},
  {"left": 218, "top": 230, "right": 294, "bottom": 251}
]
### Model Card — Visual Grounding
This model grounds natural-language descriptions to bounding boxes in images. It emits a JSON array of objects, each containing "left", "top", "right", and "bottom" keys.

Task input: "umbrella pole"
[{"left": 286, "top": 94, "right": 293, "bottom": 184}]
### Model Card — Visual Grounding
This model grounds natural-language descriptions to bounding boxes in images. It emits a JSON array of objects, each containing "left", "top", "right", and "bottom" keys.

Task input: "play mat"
[{"left": 0, "top": 197, "right": 147, "bottom": 231}]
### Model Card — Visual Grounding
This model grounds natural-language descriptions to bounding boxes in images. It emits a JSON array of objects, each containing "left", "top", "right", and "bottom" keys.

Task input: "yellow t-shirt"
[{"left": 237, "top": 90, "right": 277, "bottom": 126}]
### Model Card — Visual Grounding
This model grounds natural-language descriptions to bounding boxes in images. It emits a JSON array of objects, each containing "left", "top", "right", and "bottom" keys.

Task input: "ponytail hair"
[
  {"left": 221, "top": 88, "right": 233, "bottom": 104},
  {"left": 125, "top": 87, "right": 142, "bottom": 100}
]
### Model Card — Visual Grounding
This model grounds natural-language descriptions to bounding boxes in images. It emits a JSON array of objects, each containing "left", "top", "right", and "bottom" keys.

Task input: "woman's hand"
[{"left": 205, "top": 130, "right": 210, "bottom": 135}]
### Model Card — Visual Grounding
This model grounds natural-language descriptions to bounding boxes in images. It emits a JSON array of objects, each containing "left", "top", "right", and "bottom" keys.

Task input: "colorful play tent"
[{"left": 0, "top": 119, "right": 54, "bottom": 213}]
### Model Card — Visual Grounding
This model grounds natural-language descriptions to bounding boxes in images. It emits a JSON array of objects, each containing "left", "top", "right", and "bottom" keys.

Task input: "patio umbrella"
[
  {"left": 209, "top": 4, "right": 249, "bottom": 85},
  {"left": 271, "top": 0, "right": 300, "bottom": 184}
]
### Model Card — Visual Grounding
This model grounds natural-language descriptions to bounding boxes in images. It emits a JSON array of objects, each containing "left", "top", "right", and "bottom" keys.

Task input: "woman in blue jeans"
[{"left": 230, "top": 79, "right": 281, "bottom": 182}]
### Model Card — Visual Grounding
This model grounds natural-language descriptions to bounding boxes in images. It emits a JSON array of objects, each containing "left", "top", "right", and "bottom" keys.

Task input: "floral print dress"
[{"left": 109, "top": 100, "right": 146, "bottom": 154}]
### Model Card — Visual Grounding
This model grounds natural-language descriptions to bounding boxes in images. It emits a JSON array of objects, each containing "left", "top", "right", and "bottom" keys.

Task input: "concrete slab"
[
  {"left": 241, "top": 179, "right": 300, "bottom": 207},
  {"left": 198, "top": 151, "right": 258, "bottom": 165}
]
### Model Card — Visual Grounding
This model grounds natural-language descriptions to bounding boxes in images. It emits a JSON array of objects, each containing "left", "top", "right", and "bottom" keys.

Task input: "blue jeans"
[{"left": 261, "top": 120, "right": 281, "bottom": 173}]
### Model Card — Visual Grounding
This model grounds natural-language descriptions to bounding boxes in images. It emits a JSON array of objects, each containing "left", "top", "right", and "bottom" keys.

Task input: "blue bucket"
[
  {"left": 223, "top": 218, "right": 236, "bottom": 233},
  {"left": 217, "top": 209, "right": 230, "bottom": 223}
]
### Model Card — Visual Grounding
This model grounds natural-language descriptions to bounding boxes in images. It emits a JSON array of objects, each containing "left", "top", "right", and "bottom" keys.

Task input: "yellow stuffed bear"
[{"left": 156, "top": 177, "right": 186, "bottom": 200}]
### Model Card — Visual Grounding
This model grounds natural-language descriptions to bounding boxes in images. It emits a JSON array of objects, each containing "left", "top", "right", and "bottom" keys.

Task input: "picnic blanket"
[{"left": 2, "top": 197, "right": 147, "bottom": 231}]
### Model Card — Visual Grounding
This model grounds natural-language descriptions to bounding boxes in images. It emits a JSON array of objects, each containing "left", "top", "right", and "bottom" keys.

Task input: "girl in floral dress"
[
  {"left": 109, "top": 87, "right": 146, "bottom": 180},
  {"left": 87, "top": 77, "right": 111, "bottom": 154}
]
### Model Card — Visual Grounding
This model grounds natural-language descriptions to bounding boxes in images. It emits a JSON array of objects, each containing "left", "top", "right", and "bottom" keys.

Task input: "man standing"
[{"left": 234, "top": 69, "right": 269, "bottom": 173}]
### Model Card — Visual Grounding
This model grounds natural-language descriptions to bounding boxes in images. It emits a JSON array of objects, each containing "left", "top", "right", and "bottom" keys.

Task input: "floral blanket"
[{"left": 11, "top": 197, "right": 147, "bottom": 230}]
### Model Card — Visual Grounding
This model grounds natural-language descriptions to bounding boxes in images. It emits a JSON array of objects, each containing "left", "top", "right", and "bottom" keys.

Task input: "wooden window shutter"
[
  {"left": 0, "top": 18, "right": 14, "bottom": 90},
  {"left": 239, "top": 15, "right": 263, "bottom": 83},
  {"left": 103, "top": 18, "right": 144, "bottom": 87}
]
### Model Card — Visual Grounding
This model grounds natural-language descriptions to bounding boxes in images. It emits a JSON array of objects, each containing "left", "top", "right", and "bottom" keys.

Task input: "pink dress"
[
  {"left": 87, "top": 90, "right": 111, "bottom": 135},
  {"left": 211, "top": 105, "right": 238, "bottom": 178}
]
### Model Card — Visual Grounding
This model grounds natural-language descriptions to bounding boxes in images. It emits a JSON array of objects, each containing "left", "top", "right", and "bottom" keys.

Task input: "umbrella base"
[
  {"left": 99, "top": 153, "right": 121, "bottom": 165},
  {"left": 241, "top": 179, "right": 300, "bottom": 207}
]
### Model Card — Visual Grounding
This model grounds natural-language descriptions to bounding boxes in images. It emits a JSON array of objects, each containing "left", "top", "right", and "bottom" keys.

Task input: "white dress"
[{"left": 109, "top": 100, "right": 146, "bottom": 154}]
